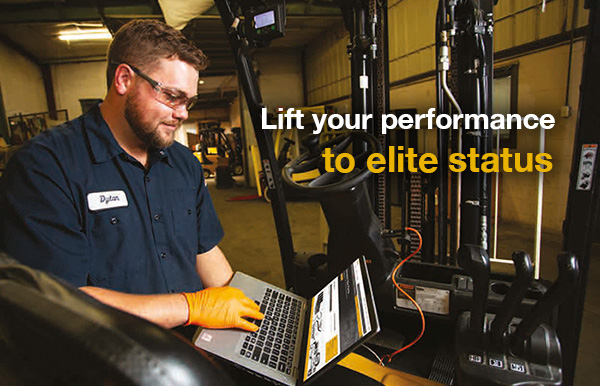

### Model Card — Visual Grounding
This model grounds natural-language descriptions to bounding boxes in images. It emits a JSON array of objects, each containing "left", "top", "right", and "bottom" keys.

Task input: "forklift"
[
  {"left": 194, "top": 124, "right": 240, "bottom": 179},
  {"left": 214, "top": 0, "right": 597, "bottom": 385},
  {"left": 0, "top": 1, "right": 597, "bottom": 385}
]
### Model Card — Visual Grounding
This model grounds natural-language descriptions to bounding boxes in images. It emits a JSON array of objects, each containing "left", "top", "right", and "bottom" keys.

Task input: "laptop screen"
[{"left": 302, "top": 257, "right": 376, "bottom": 381}]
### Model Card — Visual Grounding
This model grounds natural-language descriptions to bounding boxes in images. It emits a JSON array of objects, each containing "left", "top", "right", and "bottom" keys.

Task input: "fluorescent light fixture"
[
  {"left": 199, "top": 80, "right": 205, "bottom": 85},
  {"left": 58, "top": 28, "right": 112, "bottom": 41}
]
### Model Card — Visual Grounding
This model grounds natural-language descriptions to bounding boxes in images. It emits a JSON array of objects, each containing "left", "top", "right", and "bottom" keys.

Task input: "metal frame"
[
  {"left": 436, "top": 0, "right": 495, "bottom": 263},
  {"left": 559, "top": 1, "right": 600, "bottom": 385},
  {"left": 339, "top": 0, "right": 391, "bottom": 227},
  {"left": 213, "top": 0, "right": 297, "bottom": 289}
]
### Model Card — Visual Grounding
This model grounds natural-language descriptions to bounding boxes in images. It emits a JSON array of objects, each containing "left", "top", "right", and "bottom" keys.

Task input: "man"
[{"left": 0, "top": 20, "right": 262, "bottom": 331}]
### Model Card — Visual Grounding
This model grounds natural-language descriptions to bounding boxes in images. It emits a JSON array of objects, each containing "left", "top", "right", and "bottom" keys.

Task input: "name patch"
[{"left": 87, "top": 190, "right": 129, "bottom": 211}]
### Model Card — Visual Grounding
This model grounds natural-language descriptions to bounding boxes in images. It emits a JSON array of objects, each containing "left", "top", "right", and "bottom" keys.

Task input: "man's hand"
[{"left": 183, "top": 287, "right": 264, "bottom": 331}]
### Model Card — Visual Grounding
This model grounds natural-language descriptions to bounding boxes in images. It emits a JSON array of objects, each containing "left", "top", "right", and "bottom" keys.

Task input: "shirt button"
[
  {"left": 170, "top": 289, "right": 176, "bottom": 293},
  {"left": 187, "top": 209, "right": 193, "bottom": 215},
  {"left": 153, "top": 214, "right": 161, "bottom": 221},
  {"left": 110, "top": 217, "right": 118, "bottom": 225},
  {"left": 145, "top": 176, "right": 150, "bottom": 182},
  {"left": 161, "top": 253, "right": 167, "bottom": 259}
]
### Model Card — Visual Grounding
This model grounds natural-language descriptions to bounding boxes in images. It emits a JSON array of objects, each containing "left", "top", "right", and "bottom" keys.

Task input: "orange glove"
[{"left": 182, "top": 286, "right": 264, "bottom": 332}]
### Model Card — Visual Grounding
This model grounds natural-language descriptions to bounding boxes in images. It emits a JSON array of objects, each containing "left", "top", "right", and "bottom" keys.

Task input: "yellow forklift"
[{"left": 193, "top": 123, "right": 236, "bottom": 179}]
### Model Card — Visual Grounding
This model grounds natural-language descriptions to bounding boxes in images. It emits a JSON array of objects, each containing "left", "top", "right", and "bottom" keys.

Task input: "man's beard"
[{"left": 124, "top": 93, "right": 180, "bottom": 149}]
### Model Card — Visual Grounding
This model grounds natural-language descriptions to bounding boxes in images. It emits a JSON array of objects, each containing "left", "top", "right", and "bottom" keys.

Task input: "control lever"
[
  {"left": 490, "top": 251, "right": 534, "bottom": 346},
  {"left": 301, "top": 135, "right": 327, "bottom": 175},
  {"left": 511, "top": 252, "right": 579, "bottom": 352},
  {"left": 301, "top": 135, "right": 321, "bottom": 156},
  {"left": 457, "top": 245, "right": 490, "bottom": 337}
]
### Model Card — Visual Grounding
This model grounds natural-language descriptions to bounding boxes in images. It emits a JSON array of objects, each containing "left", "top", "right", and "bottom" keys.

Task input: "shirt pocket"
[
  {"left": 87, "top": 207, "right": 144, "bottom": 283},
  {"left": 170, "top": 187, "right": 198, "bottom": 257}
]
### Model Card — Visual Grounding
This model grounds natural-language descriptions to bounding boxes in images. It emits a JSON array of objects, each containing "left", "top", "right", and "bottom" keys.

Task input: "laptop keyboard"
[{"left": 240, "top": 288, "right": 302, "bottom": 375}]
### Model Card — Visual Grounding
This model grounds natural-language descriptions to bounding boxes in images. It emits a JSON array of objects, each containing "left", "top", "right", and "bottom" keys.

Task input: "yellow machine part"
[
  {"left": 292, "top": 169, "right": 320, "bottom": 182},
  {"left": 338, "top": 353, "right": 444, "bottom": 386},
  {"left": 193, "top": 152, "right": 203, "bottom": 163}
]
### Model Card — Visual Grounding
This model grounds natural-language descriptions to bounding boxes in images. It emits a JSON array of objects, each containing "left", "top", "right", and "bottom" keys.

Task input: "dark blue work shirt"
[{"left": 0, "top": 104, "right": 224, "bottom": 294}]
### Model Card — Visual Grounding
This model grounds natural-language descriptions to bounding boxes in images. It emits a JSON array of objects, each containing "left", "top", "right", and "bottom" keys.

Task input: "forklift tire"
[
  {"left": 203, "top": 169, "right": 211, "bottom": 179},
  {"left": 233, "top": 164, "right": 243, "bottom": 175}
]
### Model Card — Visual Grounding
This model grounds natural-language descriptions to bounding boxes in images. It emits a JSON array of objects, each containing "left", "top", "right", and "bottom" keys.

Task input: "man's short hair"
[{"left": 106, "top": 19, "right": 209, "bottom": 87}]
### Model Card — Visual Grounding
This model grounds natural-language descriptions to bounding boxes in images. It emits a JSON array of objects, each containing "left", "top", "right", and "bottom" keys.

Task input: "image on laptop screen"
[{"left": 303, "top": 259, "right": 372, "bottom": 381}]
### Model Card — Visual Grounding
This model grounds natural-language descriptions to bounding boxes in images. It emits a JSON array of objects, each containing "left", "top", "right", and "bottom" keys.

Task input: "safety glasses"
[{"left": 121, "top": 62, "right": 199, "bottom": 111}]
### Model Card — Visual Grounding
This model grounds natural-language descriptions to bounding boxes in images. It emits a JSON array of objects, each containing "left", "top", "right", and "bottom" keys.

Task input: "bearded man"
[{"left": 0, "top": 19, "right": 262, "bottom": 332}]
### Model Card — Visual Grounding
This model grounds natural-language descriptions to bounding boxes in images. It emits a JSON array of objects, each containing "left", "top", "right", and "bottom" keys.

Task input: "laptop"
[{"left": 193, "top": 256, "right": 380, "bottom": 386}]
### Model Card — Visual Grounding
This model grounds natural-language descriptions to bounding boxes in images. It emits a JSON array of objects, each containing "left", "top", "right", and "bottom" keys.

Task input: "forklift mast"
[
  {"left": 337, "top": 0, "right": 392, "bottom": 228},
  {"left": 213, "top": 0, "right": 297, "bottom": 289}
]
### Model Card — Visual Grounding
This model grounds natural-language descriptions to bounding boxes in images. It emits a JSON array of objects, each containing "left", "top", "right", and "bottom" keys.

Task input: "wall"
[
  {"left": 303, "top": 1, "right": 588, "bottom": 237},
  {"left": 305, "top": 21, "right": 350, "bottom": 106},
  {"left": 497, "top": 41, "right": 584, "bottom": 235},
  {"left": 383, "top": 40, "right": 584, "bottom": 237},
  {"left": 306, "top": 0, "right": 589, "bottom": 104},
  {"left": 230, "top": 98, "right": 241, "bottom": 128},
  {"left": 389, "top": 79, "right": 438, "bottom": 153},
  {"left": 188, "top": 107, "right": 230, "bottom": 123},
  {"left": 51, "top": 60, "right": 107, "bottom": 119},
  {"left": 255, "top": 48, "right": 304, "bottom": 110},
  {"left": 176, "top": 122, "right": 194, "bottom": 147},
  {"left": 0, "top": 41, "right": 47, "bottom": 117}
]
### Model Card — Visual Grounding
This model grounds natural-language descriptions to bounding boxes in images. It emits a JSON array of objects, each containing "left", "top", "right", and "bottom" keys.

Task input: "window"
[{"left": 493, "top": 64, "right": 519, "bottom": 148}]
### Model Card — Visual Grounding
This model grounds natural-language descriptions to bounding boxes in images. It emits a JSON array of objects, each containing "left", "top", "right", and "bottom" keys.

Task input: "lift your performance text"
[{"left": 261, "top": 107, "right": 556, "bottom": 134}]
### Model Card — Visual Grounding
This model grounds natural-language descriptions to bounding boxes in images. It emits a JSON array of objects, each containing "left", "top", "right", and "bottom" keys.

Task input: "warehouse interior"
[{"left": 0, "top": 0, "right": 599, "bottom": 385}]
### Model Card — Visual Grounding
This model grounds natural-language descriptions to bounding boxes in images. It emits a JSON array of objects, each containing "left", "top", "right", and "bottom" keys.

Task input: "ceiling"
[{"left": 0, "top": 0, "right": 342, "bottom": 109}]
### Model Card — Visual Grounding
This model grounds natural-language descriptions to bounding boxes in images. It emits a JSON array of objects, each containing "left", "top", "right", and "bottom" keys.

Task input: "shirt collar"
[
  {"left": 148, "top": 147, "right": 172, "bottom": 168},
  {"left": 85, "top": 103, "right": 171, "bottom": 167}
]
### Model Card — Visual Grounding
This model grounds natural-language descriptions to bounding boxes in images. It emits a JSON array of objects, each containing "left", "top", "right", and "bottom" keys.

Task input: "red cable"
[{"left": 379, "top": 227, "right": 425, "bottom": 365}]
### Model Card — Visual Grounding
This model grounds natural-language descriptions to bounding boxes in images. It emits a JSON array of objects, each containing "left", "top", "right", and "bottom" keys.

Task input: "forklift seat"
[{"left": 0, "top": 252, "right": 234, "bottom": 386}]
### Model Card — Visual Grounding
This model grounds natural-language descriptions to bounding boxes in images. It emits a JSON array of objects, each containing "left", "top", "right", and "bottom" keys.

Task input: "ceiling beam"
[
  {"left": 40, "top": 57, "right": 108, "bottom": 65},
  {"left": 196, "top": 89, "right": 238, "bottom": 100},
  {"left": 199, "top": 69, "right": 238, "bottom": 77},
  {"left": 0, "top": 1, "right": 159, "bottom": 24},
  {"left": 0, "top": 32, "right": 39, "bottom": 64},
  {"left": 219, "top": 75, "right": 236, "bottom": 96}
]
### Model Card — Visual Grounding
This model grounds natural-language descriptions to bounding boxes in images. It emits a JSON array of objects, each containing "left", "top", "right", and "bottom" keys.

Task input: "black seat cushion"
[{"left": 0, "top": 252, "right": 235, "bottom": 386}]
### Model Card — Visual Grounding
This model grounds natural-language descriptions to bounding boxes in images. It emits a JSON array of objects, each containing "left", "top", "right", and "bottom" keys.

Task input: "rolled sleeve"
[{"left": 196, "top": 174, "right": 224, "bottom": 254}]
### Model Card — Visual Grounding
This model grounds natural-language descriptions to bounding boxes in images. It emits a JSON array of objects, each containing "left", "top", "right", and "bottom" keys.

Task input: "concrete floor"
[{"left": 207, "top": 177, "right": 599, "bottom": 386}]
